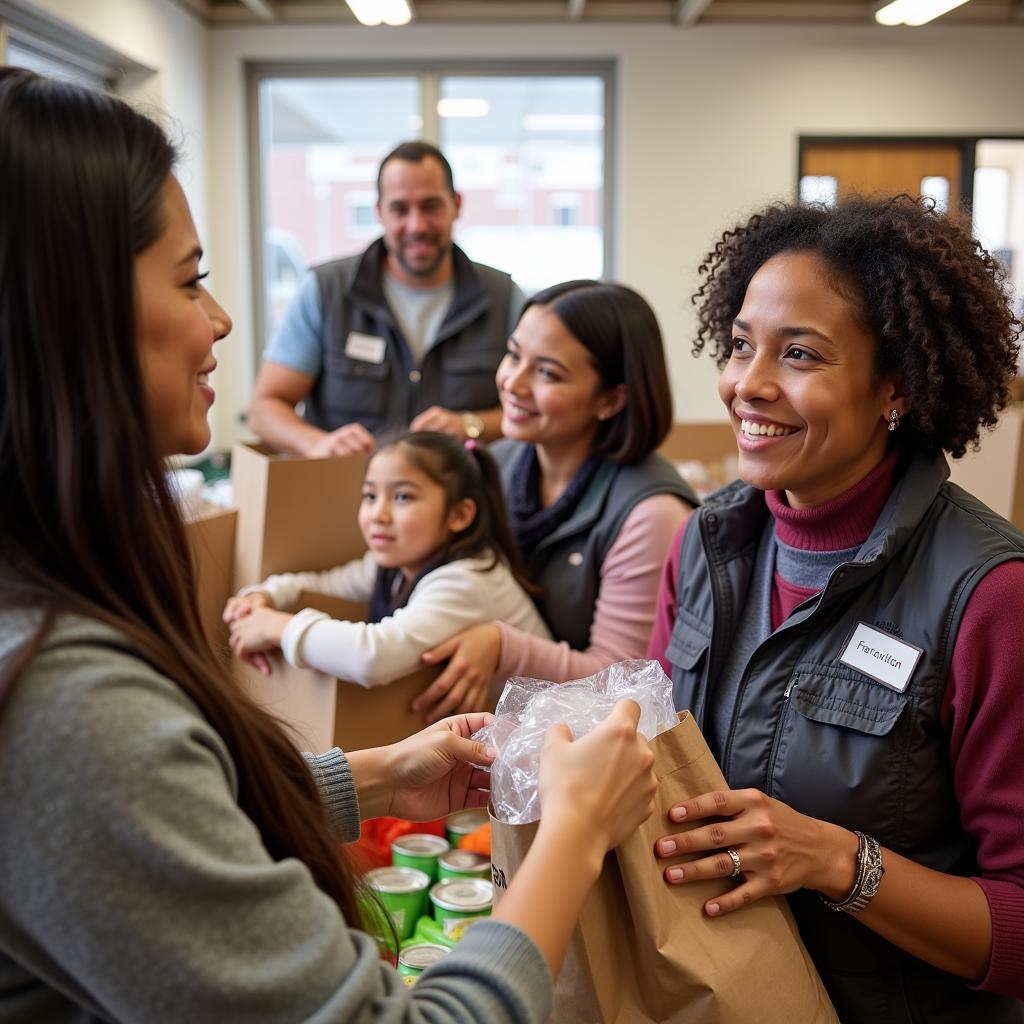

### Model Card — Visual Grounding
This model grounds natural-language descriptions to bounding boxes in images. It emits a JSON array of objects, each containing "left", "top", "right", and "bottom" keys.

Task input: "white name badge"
[
  {"left": 839, "top": 622, "right": 923, "bottom": 693},
  {"left": 344, "top": 332, "right": 386, "bottom": 364}
]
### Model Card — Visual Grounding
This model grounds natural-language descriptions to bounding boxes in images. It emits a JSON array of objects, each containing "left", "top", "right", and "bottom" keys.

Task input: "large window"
[
  {"left": 251, "top": 63, "right": 612, "bottom": 353},
  {"left": 257, "top": 76, "right": 422, "bottom": 335}
]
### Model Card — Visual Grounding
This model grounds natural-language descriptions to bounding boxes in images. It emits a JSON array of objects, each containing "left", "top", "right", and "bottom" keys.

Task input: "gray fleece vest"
[
  {"left": 493, "top": 439, "right": 697, "bottom": 649},
  {"left": 306, "top": 239, "right": 515, "bottom": 435},
  {"left": 667, "top": 452, "right": 1024, "bottom": 1024}
]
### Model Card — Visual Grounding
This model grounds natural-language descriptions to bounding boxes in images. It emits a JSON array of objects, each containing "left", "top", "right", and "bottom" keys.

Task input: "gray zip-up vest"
[
  {"left": 493, "top": 439, "right": 698, "bottom": 648},
  {"left": 306, "top": 239, "right": 515, "bottom": 435},
  {"left": 666, "top": 452, "right": 1024, "bottom": 1023}
]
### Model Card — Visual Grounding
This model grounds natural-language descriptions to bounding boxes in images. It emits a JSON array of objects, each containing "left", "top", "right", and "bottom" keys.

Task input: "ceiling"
[{"left": 175, "top": 0, "right": 1024, "bottom": 27}]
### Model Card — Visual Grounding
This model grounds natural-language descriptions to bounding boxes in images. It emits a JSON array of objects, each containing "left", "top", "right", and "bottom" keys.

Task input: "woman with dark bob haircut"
[
  {"left": 0, "top": 68, "right": 658, "bottom": 1022},
  {"left": 413, "top": 280, "right": 698, "bottom": 720},
  {"left": 647, "top": 195, "right": 1024, "bottom": 1022}
]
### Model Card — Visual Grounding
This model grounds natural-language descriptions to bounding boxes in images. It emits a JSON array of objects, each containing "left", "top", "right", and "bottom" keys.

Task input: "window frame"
[
  {"left": 246, "top": 58, "right": 616, "bottom": 369},
  {"left": 0, "top": 0, "right": 148, "bottom": 89}
]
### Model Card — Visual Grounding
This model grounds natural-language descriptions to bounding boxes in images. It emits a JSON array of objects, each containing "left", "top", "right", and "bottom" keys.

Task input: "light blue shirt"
[{"left": 265, "top": 265, "right": 526, "bottom": 380}]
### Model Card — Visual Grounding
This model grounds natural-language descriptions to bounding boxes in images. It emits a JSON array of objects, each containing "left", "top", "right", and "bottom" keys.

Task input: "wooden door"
[{"left": 800, "top": 142, "right": 965, "bottom": 212}]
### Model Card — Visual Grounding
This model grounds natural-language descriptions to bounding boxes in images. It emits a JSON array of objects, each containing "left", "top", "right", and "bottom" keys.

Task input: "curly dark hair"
[{"left": 692, "top": 194, "right": 1022, "bottom": 458}]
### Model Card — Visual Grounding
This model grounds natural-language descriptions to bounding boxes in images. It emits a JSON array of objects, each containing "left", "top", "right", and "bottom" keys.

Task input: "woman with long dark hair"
[{"left": 0, "top": 68, "right": 657, "bottom": 1023}]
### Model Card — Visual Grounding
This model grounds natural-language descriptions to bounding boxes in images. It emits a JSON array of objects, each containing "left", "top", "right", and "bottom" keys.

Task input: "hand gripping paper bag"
[{"left": 487, "top": 665, "right": 838, "bottom": 1024}]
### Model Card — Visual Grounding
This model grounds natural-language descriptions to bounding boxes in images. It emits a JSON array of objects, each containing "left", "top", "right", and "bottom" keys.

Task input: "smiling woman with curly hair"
[
  {"left": 647, "top": 195, "right": 1024, "bottom": 1023},
  {"left": 692, "top": 195, "right": 1020, "bottom": 458}
]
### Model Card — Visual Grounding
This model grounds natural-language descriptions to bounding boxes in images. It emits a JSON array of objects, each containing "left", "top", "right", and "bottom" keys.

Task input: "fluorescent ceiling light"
[
  {"left": 437, "top": 98, "right": 490, "bottom": 118},
  {"left": 875, "top": 0, "right": 970, "bottom": 25},
  {"left": 522, "top": 113, "right": 605, "bottom": 131},
  {"left": 345, "top": 0, "right": 412, "bottom": 26}
]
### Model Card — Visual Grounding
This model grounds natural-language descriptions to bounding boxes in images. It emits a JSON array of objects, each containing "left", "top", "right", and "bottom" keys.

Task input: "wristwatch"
[{"left": 460, "top": 411, "right": 485, "bottom": 440}]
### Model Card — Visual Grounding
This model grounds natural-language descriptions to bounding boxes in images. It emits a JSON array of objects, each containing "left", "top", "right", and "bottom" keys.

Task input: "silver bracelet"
[{"left": 819, "top": 831, "right": 884, "bottom": 914}]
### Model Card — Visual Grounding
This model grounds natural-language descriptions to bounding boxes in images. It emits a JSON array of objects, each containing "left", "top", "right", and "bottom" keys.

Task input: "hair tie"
[{"left": 464, "top": 439, "right": 478, "bottom": 451}]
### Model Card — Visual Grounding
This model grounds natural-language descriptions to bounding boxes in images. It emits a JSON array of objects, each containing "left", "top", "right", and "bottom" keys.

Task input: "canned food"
[
  {"left": 392, "top": 833, "right": 450, "bottom": 883},
  {"left": 364, "top": 866, "right": 431, "bottom": 942},
  {"left": 397, "top": 942, "right": 449, "bottom": 986},
  {"left": 438, "top": 848, "right": 490, "bottom": 881},
  {"left": 430, "top": 877, "right": 493, "bottom": 939},
  {"left": 444, "top": 807, "right": 489, "bottom": 849}
]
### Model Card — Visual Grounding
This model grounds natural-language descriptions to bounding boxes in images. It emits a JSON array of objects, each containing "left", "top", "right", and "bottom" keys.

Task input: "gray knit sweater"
[{"left": 0, "top": 609, "right": 551, "bottom": 1023}]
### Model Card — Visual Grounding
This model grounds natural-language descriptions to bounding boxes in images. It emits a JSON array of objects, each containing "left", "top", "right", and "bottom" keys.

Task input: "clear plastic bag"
[{"left": 475, "top": 659, "right": 676, "bottom": 824}]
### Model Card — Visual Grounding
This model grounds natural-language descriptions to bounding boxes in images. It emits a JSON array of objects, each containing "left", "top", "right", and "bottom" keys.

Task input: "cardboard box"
[
  {"left": 237, "top": 591, "right": 438, "bottom": 755},
  {"left": 659, "top": 422, "right": 739, "bottom": 499},
  {"left": 184, "top": 504, "right": 238, "bottom": 650},
  {"left": 231, "top": 442, "right": 368, "bottom": 590},
  {"left": 659, "top": 421, "right": 737, "bottom": 464},
  {"left": 949, "top": 405, "right": 1024, "bottom": 530}
]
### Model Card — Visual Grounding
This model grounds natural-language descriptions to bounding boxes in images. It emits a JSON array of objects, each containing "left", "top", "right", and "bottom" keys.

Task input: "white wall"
[
  {"left": 205, "top": 21, "right": 1024, "bottom": 446},
  {"left": 25, "top": 0, "right": 210, "bottom": 239},
  {"left": 10, "top": 9, "right": 1024, "bottom": 445}
]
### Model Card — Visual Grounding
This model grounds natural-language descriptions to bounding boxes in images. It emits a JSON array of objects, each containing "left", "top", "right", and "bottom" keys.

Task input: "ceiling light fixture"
[
  {"left": 875, "top": 0, "right": 970, "bottom": 25},
  {"left": 345, "top": 0, "right": 412, "bottom": 27}
]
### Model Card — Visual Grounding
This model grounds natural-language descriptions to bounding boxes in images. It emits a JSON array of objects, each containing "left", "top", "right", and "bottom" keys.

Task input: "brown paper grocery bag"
[{"left": 490, "top": 712, "right": 838, "bottom": 1024}]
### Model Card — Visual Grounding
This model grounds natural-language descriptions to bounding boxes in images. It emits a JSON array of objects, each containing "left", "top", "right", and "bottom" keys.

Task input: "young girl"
[{"left": 225, "top": 431, "right": 551, "bottom": 692}]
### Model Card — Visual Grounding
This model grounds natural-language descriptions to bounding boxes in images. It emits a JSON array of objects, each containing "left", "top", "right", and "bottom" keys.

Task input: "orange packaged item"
[
  {"left": 459, "top": 822, "right": 491, "bottom": 857},
  {"left": 352, "top": 817, "right": 446, "bottom": 873}
]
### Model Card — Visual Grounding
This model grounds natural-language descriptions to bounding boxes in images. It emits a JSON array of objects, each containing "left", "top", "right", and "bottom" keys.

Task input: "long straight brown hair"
[{"left": 0, "top": 70, "right": 362, "bottom": 925}]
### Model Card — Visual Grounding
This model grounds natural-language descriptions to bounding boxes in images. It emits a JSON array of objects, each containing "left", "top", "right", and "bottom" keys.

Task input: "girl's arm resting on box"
[
  {"left": 282, "top": 561, "right": 512, "bottom": 687},
  {"left": 242, "top": 551, "right": 378, "bottom": 611}
]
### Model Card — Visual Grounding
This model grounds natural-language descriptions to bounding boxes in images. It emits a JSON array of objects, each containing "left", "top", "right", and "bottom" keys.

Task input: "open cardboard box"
[
  {"left": 231, "top": 442, "right": 368, "bottom": 590},
  {"left": 184, "top": 503, "right": 238, "bottom": 650},
  {"left": 232, "top": 442, "right": 439, "bottom": 752},
  {"left": 659, "top": 421, "right": 739, "bottom": 499},
  {"left": 236, "top": 592, "right": 438, "bottom": 754},
  {"left": 949, "top": 405, "right": 1024, "bottom": 530}
]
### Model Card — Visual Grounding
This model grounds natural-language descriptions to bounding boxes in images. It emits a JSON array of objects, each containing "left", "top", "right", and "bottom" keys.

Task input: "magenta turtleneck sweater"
[{"left": 648, "top": 455, "right": 1024, "bottom": 998}]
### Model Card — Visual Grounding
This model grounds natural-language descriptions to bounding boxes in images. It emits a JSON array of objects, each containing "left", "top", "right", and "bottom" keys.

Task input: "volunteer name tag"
[
  {"left": 839, "top": 622, "right": 923, "bottom": 692},
  {"left": 344, "top": 331, "right": 386, "bottom": 364}
]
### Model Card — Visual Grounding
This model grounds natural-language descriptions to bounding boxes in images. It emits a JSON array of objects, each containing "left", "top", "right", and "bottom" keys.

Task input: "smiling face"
[
  {"left": 135, "top": 176, "right": 231, "bottom": 457},
  {"left": 376, "top": 156, "right": 461, "bottom": 287},
  {"left": 496, "top": 304, "right": 625, "bottom": 460},
  {"left": 718, "top": 250, "right": 904, "bottom": 508},
  {"left": 358, "top": 444, "right": 475, "bottom": 579}
]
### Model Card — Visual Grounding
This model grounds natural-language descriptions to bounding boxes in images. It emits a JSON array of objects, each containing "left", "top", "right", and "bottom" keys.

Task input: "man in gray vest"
[{"left": 249, "top": 142, "right": 524, "bottom": 456}]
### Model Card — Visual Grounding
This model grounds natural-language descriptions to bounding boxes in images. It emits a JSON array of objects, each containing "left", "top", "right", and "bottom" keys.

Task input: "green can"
[
  {"left": 391, "top": 833, "right": 450, "bottom": 883},
  {"left": 430, "top": 877, "right": 493, "bottom": 941},
  {"left": 364, "top": 866, "right": 431, "bottom": 942},
  {"left": 444, "top": 807, "right": 489, "bottom": 849},
  {"left": 397, "top": 942, "right": 449, "bottom": 987},
  {"left": 437, "top": 848, "right": 490, "bottom": 881}
]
